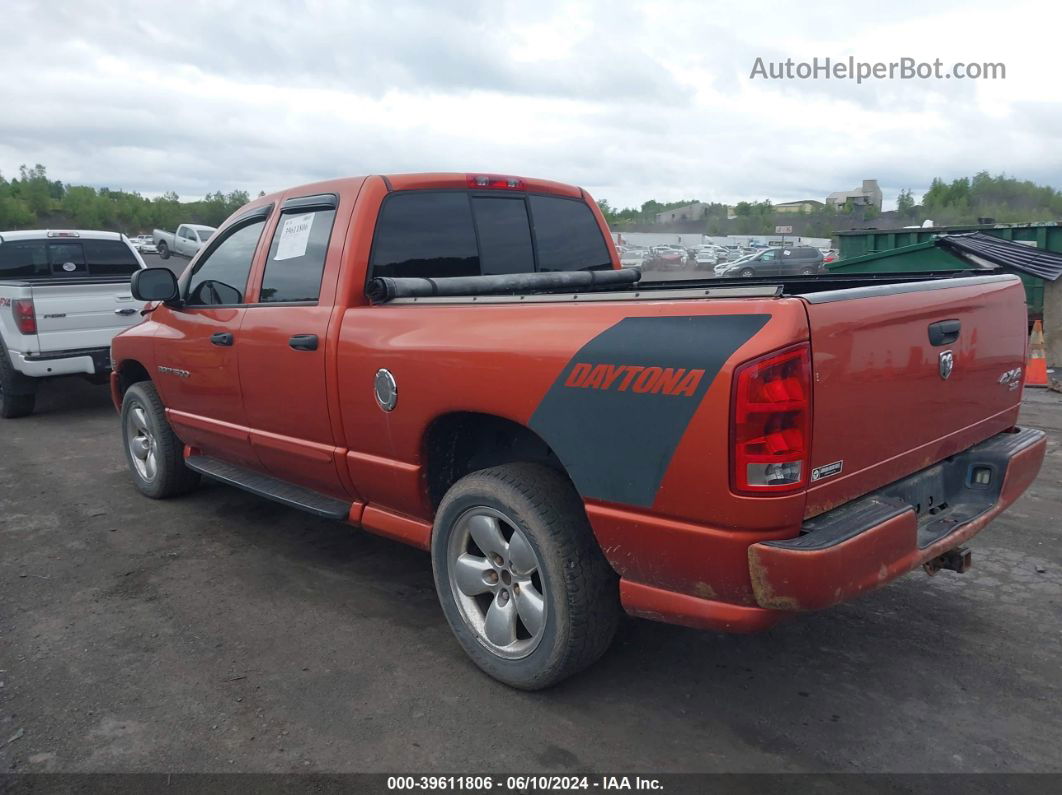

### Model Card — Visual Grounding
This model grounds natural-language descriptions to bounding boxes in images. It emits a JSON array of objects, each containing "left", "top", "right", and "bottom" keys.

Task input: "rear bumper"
[
  {"left": 748, "top": 426, "right": 1046, "bottom": 611},
  {"left": 10, "top": 346, "right": 111, "bottom": 377}
]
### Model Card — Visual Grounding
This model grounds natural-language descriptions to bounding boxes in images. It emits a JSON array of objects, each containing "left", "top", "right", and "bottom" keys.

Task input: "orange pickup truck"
[{"left": 111, "top": 173, "right": 1046, "bottom": 688}]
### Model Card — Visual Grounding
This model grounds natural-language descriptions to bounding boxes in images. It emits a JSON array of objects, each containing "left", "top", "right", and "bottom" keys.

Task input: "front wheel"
[
  {"left": 121, "top": 381, "right": 200, "bottom": 498},
  {"left": 157, "top": 241, "right": 170, "bottom": 259},
  {"left": 739, "top": 268, "right": 755, "bottom": 277},
  {"left": 432, "top": 463, "right": 619, "bottom": 689}
]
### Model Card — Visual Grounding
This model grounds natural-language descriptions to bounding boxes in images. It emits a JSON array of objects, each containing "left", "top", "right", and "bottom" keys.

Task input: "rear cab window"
[
  {"left": 0, "top": 237, "right": 139, "bottom": 279},
  {"left": 370, "top": 190, "right": 611, "bottom": 280}
]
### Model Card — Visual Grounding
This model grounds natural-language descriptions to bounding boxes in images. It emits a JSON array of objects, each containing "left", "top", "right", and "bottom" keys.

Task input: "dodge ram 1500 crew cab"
[
  {"left": 0, "top": 229, "right": 145, "bottom": 417},
  {"left": 110, "top": 173, "right": 1046, "bottom": 688}
]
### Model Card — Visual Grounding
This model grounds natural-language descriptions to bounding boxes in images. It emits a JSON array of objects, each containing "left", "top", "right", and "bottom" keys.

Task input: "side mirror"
[{"left": 131, "top": 268, "right": 179, "bottom": 303}]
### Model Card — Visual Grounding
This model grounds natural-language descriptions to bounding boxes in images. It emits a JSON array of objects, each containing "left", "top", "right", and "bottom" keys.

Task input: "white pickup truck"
[
  {"left": 152, "top": 223, "right": 216, "bottom": 260},
  {"left": 0, "top": 230, "right": 146, "bottom": 417}
]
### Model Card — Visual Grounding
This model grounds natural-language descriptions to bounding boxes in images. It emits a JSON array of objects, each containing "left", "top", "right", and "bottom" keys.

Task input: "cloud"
[{"left": 1, "top": 0, "right": 1057, "bottom": 211}]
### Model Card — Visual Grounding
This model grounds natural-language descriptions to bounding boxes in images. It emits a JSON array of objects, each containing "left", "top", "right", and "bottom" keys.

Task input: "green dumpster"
[{"left": 827, "top": 239, "right": 1044, "bottom": 321}]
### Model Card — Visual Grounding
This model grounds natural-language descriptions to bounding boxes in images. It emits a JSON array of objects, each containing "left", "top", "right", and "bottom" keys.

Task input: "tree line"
[{"left": 0, "top": 164, "right": 257, "bottom": 234}]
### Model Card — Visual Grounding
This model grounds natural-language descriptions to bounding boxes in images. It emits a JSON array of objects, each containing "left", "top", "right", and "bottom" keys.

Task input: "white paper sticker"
[{"left": 274, "top": 213, "right": 315, "bottom": 261}]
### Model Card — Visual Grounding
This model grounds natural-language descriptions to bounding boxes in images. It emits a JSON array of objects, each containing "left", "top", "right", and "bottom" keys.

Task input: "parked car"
[
  {"left": 129, "top": 235, "right": 158, "bottom": 255},
  {"left": 111, "top": 172, "right": 1044, "bottom": 689},
  {"left": 694, "top": 246, "right": 719, "bottom": 268},
  {"left": 153, "top": 223, "right": 216, "bottom": 260},
  {"left": 0, "top": 229, "right": 146, "bottom": 417},
  {"left": 719, "top": 245, "right": 825, "bottom": 277},
  {"left": 644, "top": 246, "right": 686, "bottom": 268},
  {"left": 619, "top": 246, "right": 647, "bottom": 267}
]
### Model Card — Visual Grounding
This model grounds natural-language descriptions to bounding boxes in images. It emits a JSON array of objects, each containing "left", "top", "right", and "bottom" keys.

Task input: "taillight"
[
  {"left": 466, "top": 174, "right": 525, "bottom": 190},
  {"left": 731, "top": 343, "right": 812, "bottom": 494},
  {"left": 13, "top": 298, "right": 37, "bottom": 335}
]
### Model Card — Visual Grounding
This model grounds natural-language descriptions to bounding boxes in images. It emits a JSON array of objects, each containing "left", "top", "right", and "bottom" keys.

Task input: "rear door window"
[
  {"left": 260, "top": 208, "right": 336, "bottom": 302},
  {"left": 529, "top": 195, "right": 611, "bottom": 272}
]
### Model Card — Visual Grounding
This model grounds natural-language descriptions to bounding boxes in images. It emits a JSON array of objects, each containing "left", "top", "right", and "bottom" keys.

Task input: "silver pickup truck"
[
  {"left": 152, "top": 223, "right": 216, "bottom": 260},
  {"left": 0, "top": 230, "right": 145, "bottom": 417}
]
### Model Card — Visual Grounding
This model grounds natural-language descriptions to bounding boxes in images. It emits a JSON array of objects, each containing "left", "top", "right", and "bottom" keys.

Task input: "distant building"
[
  {"left": 655, "top": 202, "right": 713, "bottom": 224},
  {"left": 826, "top": 179, "right": 883, "bottom": 211},
  {"left": 774, "top": 200, "right": 824, "bottom": 214}
]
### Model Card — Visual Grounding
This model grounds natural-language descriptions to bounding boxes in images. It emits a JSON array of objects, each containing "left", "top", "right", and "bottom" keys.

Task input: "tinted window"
[
  {"left": 185, "top": 221, "right": 265, "bottom": 305},
  {"left": 529, "top": 195, "right": 611, "bottom": 272},
  {"left": 472, "top": 197, "right": 534, "bottom": 275},
  {"left": 0, "top": 241, "right": 48, "bottom": 278},
  {"left": 0, "top": 238, "right": 138, "bottom": 278},
  {"left": 260, "top": 209, "right": 336, "bottom": 302},
  {"left": 371, "top": 192, "right": 478, "bottom": 278},
  {"left": 82, "top": 240, "right": 140, "bottom": 275},
  {"left": 46, "top": 241, "right": 87, "bottom": 275}
]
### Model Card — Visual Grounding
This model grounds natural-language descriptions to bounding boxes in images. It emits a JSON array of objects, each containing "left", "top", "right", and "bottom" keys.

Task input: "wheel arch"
[
  {"left": 114, "top": 358, "right": 152, "bottom": 400},
  {"left": 422, "top": 411, "right": 577, "bottom": 511}
]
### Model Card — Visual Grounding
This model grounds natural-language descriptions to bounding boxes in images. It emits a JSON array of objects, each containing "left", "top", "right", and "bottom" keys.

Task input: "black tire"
[
  {"left": 739, "top": 268, "right": 755, "bottom": 277},
  {"left": 0, "top": 342, "right": 37, "bottom": 418},
  {"left": 432, "top": 463, "right": 619, "bottom": 690},
  {"left": 800, "top": 267, "right": 815, "bottom": 276},
  {"left": 120, "top": 381, "right": 200, "bottom": 498},
  {"left": 157, "top": 241, "right": 170, "bottom": 259}
]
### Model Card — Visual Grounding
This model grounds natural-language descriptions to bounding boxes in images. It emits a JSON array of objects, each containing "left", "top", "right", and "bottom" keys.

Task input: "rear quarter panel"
[{"left": 335, "top": 296, "right": 810, "bottom": 532}]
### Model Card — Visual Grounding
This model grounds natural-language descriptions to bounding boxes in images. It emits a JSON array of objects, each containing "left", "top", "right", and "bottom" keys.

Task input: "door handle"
[
  {"left": 928, "top": 319, "right": 960, "bottom": 346},
  {"left": 210, "top": 332, "right": 234, "bottom": 346},
  {"left": 289, "top": 334, "right": 319, "bottom": 351},
  {"left": 114, "top": 307, "right": 137, "bottom": 316}
]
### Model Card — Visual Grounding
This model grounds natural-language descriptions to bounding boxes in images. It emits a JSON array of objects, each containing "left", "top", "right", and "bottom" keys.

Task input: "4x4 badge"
[{"left": 939, "top": 350, "right": 954, "bottom": 380}]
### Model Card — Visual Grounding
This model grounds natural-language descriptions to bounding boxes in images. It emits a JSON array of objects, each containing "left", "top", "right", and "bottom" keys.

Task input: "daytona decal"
[
  {"left": 529, "top": 314, "right": 770, "bottom": 507},
  {"left": 564, "top": 363, "right": 705, "bottom": 396}
]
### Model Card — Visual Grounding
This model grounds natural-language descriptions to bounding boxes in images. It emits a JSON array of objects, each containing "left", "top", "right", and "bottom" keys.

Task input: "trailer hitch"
[{"left": 923, "top": 547, "right": 972, "bottom": 576}]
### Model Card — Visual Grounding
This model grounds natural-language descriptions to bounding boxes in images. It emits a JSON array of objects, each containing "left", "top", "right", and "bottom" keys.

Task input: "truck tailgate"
[
  {"left": 802, "top": 275, "right": 1027, "bottom": 517},
  {"left": 31, "top": 279, "right": 142, "bottom": 352}
]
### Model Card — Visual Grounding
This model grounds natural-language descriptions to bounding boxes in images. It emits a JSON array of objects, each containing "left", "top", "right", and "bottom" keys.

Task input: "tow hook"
[{"left": 923, "top": 547, "right": 972, "bottom": 576}]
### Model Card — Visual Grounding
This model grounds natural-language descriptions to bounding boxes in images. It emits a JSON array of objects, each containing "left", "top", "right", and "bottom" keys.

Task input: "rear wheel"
[
  {"left": 157, "top": 241, "right": 170, "bottom": 259},
  {"left": 121, "top": 381, "right": 200, "bottom": 498},
  {"left": 432, "top": 463, "right": 619, "bottom": 689},
  {"left": 0, "top": 343, "right": 36, "bottom": 418},
  {"left": 800, "top": 267, "right": 815, "bottom": 275}
]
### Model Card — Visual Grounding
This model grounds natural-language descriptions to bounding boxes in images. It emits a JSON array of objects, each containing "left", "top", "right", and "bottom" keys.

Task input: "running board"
[{"left": 185, "top": 455, "right": 352, "bottom": 520}]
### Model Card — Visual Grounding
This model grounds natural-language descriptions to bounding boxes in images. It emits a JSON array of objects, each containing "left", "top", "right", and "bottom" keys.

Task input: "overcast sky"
[{"left": 2, "top": 0, "right": 1059, "bottom": 211}]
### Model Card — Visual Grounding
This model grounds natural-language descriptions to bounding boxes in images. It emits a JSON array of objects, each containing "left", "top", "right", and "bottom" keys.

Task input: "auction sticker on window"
[{"left": 275, "top": 212, "right": 314, "bottom": 260}]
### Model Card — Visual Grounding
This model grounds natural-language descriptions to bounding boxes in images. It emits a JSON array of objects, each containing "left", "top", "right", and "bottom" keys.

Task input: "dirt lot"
[{"left": 1, "top": 378, "right": 1060, "bottom": 774}]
